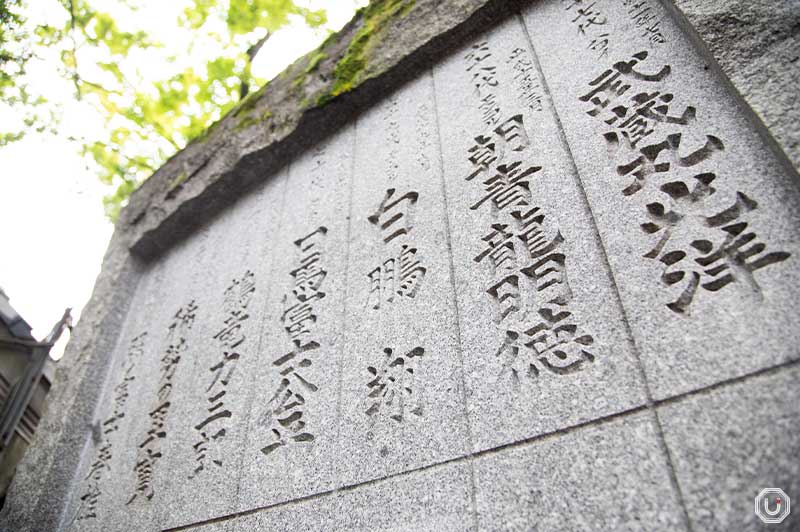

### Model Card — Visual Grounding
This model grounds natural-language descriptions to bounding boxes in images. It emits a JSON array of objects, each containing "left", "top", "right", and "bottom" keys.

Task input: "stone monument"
[{"left": 2, "top": 0, "right": 798, "bottom": 530}]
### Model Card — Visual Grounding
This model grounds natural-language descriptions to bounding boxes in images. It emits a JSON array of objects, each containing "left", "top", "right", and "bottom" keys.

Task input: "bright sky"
[{"left": 0, "top": 0, "right": 365, "bottom": 358}]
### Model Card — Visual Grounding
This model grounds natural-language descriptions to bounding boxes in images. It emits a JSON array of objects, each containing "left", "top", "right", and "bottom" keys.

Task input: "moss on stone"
[
  {"left": 235, "top": 108, "right": 274, "bottom": 132},
  {"left": 166, "top": 171, "right": 188, "bottom": 194},
  {"left": 318, "top": 30, "right": 339, "bottom": 52},
  {"left": 190, "top": 0, "right": 418, "bottom": 141},
  {"left": 325, "top": 0, "right": 416, "bottom": 101},
  {"left": 189, "top": 114, "right": 224, "bottom": 145},
  {"left": 292, "top": 51, "right": 328, "bottom": 90},
  {"left": 305, "top": 51, "right": 327, "bottom": 74},
  {"left": 233, "top": 81, "right": 269, "bottom": 119}
]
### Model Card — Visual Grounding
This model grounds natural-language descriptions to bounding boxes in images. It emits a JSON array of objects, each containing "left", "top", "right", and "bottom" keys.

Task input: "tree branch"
[
  {"left": 239, "top": 30, "right": 270, "bottom": 100},
  {"left": 67, "top": 0, "right": 82, "bottom": 99}
]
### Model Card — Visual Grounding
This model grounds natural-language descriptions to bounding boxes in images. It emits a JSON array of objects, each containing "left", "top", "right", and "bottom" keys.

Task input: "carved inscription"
[
  {"left": 622, "top": 0, "right": 666, "bottom": 46},
  {"left": 189, "top": 271, "right": 255, "bottom": 478},
  {"left": 73, "top": 333, "right": 147, "bottom": 522},
  {"left": 508, "top": 48, "right": 543, "bottom": 114},
  {"left": 464, "top": 40, "right": 502, "bottom": 126},
  {"left": 464, "top": 98, "right": 596, "bottom": 385},
  {"left": 562, "top": 0, "right": 610, "bottom": 58},
  {"left": 579, "top": 51, "right": 790, "bottom": 313},
  {"left": 128, "top": 302, "right": 197, "bottom": 504},
  {"left": 367, "top": 188, "right": 427, "bottom": 310},
  {"left": 579, "top": 51, "right": 689, "bottom": 149},
  {"left": 365, "top": 347, "right": 425, "bottom": 423},
  {"left": 414, "top": 102, "right": 433, "bottom": 172},
  {"left": 384, "top": 97, "right": 401, "bottom": 181},
  {"left": 260, "top": 227, "right": 327, "bottom": 456}
]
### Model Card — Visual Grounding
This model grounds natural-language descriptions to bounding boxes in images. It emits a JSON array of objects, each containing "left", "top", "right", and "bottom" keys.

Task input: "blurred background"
[{"left": 0, "top": 0, "right": 366, "bottom": 358}]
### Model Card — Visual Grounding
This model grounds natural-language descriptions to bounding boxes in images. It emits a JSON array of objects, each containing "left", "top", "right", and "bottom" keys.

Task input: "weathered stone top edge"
[{"left": 119, "top": 0, "right": 524, "bottom": 261}]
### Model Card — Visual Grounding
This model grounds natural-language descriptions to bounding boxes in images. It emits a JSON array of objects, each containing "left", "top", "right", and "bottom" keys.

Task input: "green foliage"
[
  {"left": 0, "top": 0, "right": 334, "bottom": 221},
  {"left": 0, "top": 0, "right": 55, "bottom": 145}
]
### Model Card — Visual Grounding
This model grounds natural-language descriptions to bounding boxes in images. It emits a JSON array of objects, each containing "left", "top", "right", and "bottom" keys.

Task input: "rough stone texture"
[
  {"left": 63, "top": 253, "right": 173, "bottom": 532},
  {"left": 185, "top": 524, "right": 229, "bottom": 532},
  {"left": 522, "top": 0, "right": 800, "bottom": 400},
  {"left": 150, "top": 172, "right": 288, "bottom": 529},
  {"left": 670, "top": 0, "right": 800, "bottom": 172},
  {"left": 335, "top": 72, "right": 471, "bottom": 486},
  {"left": 473, "top": 412, "right": 687, "bottom": 531},
  {"left": 2, "top": 0, "right": 799, "bottom": 531},
  {"left": 0, "top": 230, "right": 143, "bottom": 532},
  {"left": 434, "top": 13, "right": 649, "bottom": 453},
  {"left": 659, "top": 365, "right": 800, "bottom": 532},
  {"left": 107, "top": 227, "right": 215, "bottom": 532},
  {"left": 199, "top": 462, "right": 473, "bottom": 531},
  {"left": 236, "top": 127, "right": 352, "bottom": 513},
  {"left": 121, "top": 0, "right": 534, "bottom": 262}
]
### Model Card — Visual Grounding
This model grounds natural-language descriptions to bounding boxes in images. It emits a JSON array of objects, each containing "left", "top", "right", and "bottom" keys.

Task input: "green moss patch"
[{"left": 326, "top": 0, "right": 416, "bottom": 100}]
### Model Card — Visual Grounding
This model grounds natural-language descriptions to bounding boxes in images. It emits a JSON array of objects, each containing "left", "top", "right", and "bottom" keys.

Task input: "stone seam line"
[
  {"left": 161, "top": 358, "right": 800, "bottom": 532},
  {"left": 429, "top": 66, "right": 480, "bottom": 532},
  {"left": 516, "top": 10, "right": 695, "bottom": 532}
]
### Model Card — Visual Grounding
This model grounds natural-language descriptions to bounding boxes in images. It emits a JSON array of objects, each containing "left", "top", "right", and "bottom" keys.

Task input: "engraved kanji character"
[
  {"left": 367, "top": 188, "right": 419, "bottom": 243},
  {"left": 464, "top": 41, "right": 491, "bottom": 70},
  {"left": 658, "top": 216, "right": 791, "bottom": 314},
  {"left": 494, "top": 310, "right": 593, "bottom": 386},
  {"left": 479, "top": 92, "right": 502, "bottom": 126},
  {"left": 189, "top": 425, "right": 226, "bottom": 478},
  {"left": 466, "top": 135, "right": 498, "bottom": 181},
  {"left": 467, "top": 114, "right": 530, "bottom": 181},
  {"left": 580, "top": 51, "right": 670, "bottom": 118},
  {"left": 493, "top": 114, "right": 530, "bottom": 153},
  {"left": 474, "top": 223, "right": 517, "bottom": 272},
  {"left": 129, "top": 332, "right": 147, "bottom": 358},
  {"left": 643, "top": 20, "right": 666, "bottom": 45},
  {"left": 397, "top": 244, "right": 427, "bottom": 298},
  {"left": 692, "top": 222, "right": 791, "bottom": 295},
  {"left": 206, "top": 351, "right": 240, "bottom": 393},
  {"left": 292, "top": 227, "right": 328, "bottom": 301},
  {"left": 272, "top": 343, "right": 320, "bottom": 394},
  {"left": 486, "top": 274, "right": 522, "bottom": 325},
  {"left": 588, "top": 33, "right": 610, "bottom": 58},
  {"left": 571, "top": 2, "right": 607, "bottom": 34},
  {"left": 222, "top": 271, "right": 256, "bottom": 314},
  {"left": 523, "top": 308, "right": 595, "bottom": 374},
  {"left": 470, "top": 161, "right": 539, "bottom": 212},
  {"left": 606, "top": 91, "right": 696, "bottom": 148},
  {"left": 365, "top": 347, "right": 425, "bottom": 423},
  {"left": 494, "top": 329, "right": 534, "bottom": 387},
  {"left": 509, "top": 47, "right": 527, "bottom": 62},
  {"left": 367, "top": 258, "right": 396, "bottom": 310},
  {"left": 367, "top": 246, "right": 427, "bottom": 310},
  {"left": 471, "top": 65, "right": 499, "bottom": 96},
  {"left": 85, "top": 442, "right": 112, "bottom": 481},
  {"left": 513, "top": 208, "right": 572, "bottom": 306},
  {"left": 639, "top": 174, "right": 719, "bottom": 259},
  {"left": 260, "top": 393, "right": 315, "bottom": 456},
  {"left": 213, "top": 310, "right": 249, "bottom": 349},
  {"left": 140, "top": 401, "right": 170, "bottom": 448},
  {"left": 75, "top": 483, "right": 101, "bottom": 520},
  {"left": 103, "top": 372, "right": 133, "bottom": 434},
  {"left": 128, "top": 447, "right": 160, "bottom": 504},
  {"left": 280, "top": 300, "right": 317, "bottom": 344},
  {"left": 260, "top": 343, "right": 320, "bottom": 455},
  {"left": 156, "top": 341, "right": 182, "bottom": 402},
  {"left": 628, "top": 1, "right": 651, "bottom": 23},
  {"left": 617, "top": 133, "right": 724, "bottom": 195},
  {"left": 168, "top": 300, "right": 198, "bottom": 340}
]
